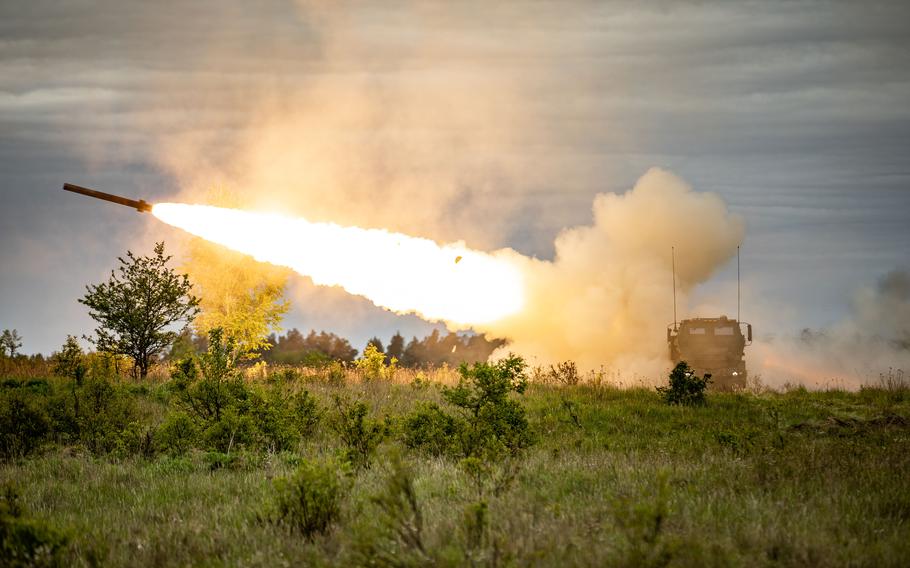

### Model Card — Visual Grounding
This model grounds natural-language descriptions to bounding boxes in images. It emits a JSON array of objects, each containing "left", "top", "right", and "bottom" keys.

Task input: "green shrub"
[
  {"left": 0, "top": 391, "right": 50, "bottom": 460},
  {"left": 400, "top": 355, "right": 534, "bottom": 461},
  {"left": 291, "top": 390, "right": 321, "bottom": 437},
  {"left": 171, "top": 330, "right": 251, "bottom": 425},
  {"left": 169, "top": 330, "right": 320, "bottom": 454},
  {"left": 657, "top": 362, "right": 711, "bottom": 406},
  {"left": 113, "top": 420, "right": 156, "bottom": 458},
  {"left": 0, "top": 484, "right": 68, "bottom": 567},
  {"left": 74, "top": 376, "right": 137, "bottom": 454},
  {"left": 200, "top": 408, "right": 256, "bottom": 454},
  {"left": 401, "top": 403, "right": 460, "bottom": 456},
  {"left": 156, "top": 411, "right": 198, "bottom": 455},
  {"left": 272, "top": 459, "right": 347, "bottom": 539},
  {"left": 329, "top": 395, "right": 387, "bottom": 469},
  {"left": 355, "top": 344, "right": 397, "bottom": 381},
  {"left": 249, "top": 390, "right": 299, "bottom": 452},
  {"left": 441, "top": 355, "right": 534, "bottom": 459}
]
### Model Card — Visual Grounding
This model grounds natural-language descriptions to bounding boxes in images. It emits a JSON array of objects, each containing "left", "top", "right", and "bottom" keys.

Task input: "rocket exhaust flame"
[{"left": 151, "top": 203, "right": 525, "bottom": 326}]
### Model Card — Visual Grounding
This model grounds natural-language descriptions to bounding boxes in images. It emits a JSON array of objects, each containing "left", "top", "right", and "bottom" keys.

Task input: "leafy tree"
[
  {"left": 366, "top": 337, "right": 385, "bottom": 355},
  {"left": 386, "top": 332, "right": 405, "bottom": 363},
  {"left": 183, "top": 188, "right": 290, "bottom": 360},
  {"left": 52, "top": 336, "right": 86, "bottom": 382},
  {"left": 0, "top": 330, "right": 22, "bottom": 358},
  {"left": 79, "top": 242, "right": 200, "bottom": 379}
]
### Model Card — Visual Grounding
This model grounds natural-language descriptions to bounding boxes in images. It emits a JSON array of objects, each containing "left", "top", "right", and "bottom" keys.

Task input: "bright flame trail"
[{"left": 152, "top": 203, "right": 525, "bottom": 326}]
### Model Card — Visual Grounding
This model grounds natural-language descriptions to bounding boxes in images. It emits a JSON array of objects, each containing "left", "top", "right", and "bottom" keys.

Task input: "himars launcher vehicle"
[{"left": 667, "top": 247, "right": 752, "bottom": 390}]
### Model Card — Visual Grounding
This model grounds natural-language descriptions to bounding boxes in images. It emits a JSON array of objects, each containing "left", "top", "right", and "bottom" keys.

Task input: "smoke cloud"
[
  {"left": 480, "top": 168, "right": 744, "bottom": 375},
  {"left": 135, "top": 2, "right": 900, "bottom": 386},
  {"left": 752, "top": 269, "right": 910, "bottom": 389}
]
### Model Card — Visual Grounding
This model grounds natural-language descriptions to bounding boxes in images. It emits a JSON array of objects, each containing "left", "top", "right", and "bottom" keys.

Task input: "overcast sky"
[{"left": 2, "top": 0, "right": 909, "bottom": 355}]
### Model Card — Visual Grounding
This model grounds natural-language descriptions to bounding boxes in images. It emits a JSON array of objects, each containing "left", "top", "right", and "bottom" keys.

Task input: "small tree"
[
  {"left": 355, "top": 343, "right": 397, "bottom": 381},
  {"left": 53, "top": 335, "right": 86, "bottom": 382},
  {"left": 0, "top": 330, "right": 22, "bottom": 358},
  {"left": 80, "top": 242, "right": 200, "bottom": 379},
  {"left": 184, "top": 188, "right": 290, "bottom": 361},
  {"left": 399, "top": 354, "right": 534, "bottom": 460},
  {"left": 386, "top": 332, "right": 405, "bottom": 363},
  {"left": 657, "top": 361, "right": 711, "bottom": 406}
]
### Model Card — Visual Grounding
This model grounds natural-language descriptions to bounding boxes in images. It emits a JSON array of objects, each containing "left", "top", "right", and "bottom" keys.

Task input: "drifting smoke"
[
  {"left": 753, "top": 269, "right": 910, "bottom": 389},
  {"left": 153, "top": 167, "right": 745, "bottom": 377},
  {"left": 478, "top": 168, "right": 744, "bottom": 374}
]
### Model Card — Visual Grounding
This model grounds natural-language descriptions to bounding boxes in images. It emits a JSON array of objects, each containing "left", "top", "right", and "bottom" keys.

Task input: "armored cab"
[{"left": 667, "top": 316, "right": 752, "bottom": 390}]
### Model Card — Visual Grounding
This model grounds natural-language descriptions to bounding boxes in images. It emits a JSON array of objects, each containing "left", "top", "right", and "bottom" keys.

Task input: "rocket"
[{"left": 62, "top": 183, "right": 152, "bottom": 213}]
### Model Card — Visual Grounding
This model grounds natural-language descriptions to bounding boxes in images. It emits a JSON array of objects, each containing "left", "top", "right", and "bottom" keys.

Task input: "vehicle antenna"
[
  {"left": 672, "top": 246, "right": 677, "bottom": 331},
  {"left": 737, "top": 245, "right": 741, "bottom": 323}
]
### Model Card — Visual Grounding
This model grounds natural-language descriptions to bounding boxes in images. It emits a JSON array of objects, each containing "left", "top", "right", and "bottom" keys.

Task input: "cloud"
[{"left": 2, "top": 0, "right": 910, "bottom": 356}]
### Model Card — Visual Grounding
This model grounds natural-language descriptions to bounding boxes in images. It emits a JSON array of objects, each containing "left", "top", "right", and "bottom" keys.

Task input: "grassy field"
[{"left": 1, "top": 364, "right": 909, "bottom": 567}]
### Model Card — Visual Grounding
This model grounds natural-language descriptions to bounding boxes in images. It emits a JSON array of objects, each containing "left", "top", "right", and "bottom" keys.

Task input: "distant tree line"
[
  {"left": 263, "top": 329, "right": 358, "bottom": 365},
  {"left": 362, "top": 329, "right": 505, "bottom": 367},
  {"left": 258, "top": 328, "right": 505, "bottom": 367},
  {"left": 5, "top": 239, "right": 510, "bottom": 375}
]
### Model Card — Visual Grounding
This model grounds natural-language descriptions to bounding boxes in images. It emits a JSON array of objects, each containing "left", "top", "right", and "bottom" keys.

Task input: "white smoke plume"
[
  {"left": 752, "top": 269, "right": 910, "bottom": 389},
  {"left": 480, "top": 168, "right": 745, "bottom": 376},
  {"left": 135, "top": 4, "right": 746, "bottom": 378}
]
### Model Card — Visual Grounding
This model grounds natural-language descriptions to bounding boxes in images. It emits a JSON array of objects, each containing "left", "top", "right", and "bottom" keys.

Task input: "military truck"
[{"left": 667, "top": 316, "right": 752, "bottom": 390}]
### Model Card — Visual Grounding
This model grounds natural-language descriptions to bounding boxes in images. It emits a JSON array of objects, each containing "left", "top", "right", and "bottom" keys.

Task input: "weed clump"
[
  {"left": 272, "top": 459, "right": 347, "bottom": 540},
  {"left": 548, "top": 361, "right": 580, "bottom": 386},
  {"left": 657, "top": 362, "right": 710, "bottom": 406}
]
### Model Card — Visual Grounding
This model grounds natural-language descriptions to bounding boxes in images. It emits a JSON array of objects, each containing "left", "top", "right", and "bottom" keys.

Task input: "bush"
[
  {"left": 355, "top": 344, "right": 397, "bottom": 381},
  {"left": 291, "top": 390, "right": 322, "bottom": 437},
  {"left": 171, "top": 330, "right": 251, "bottom": 425},
  {"left": 324, "top": 362, "right": 346, "bottom": 387},
  {"left": 272, "top": 460, "right": 347, "bottom": 540},
  {"left": 156, "top": 411, "right": 198, "bottom": 455},
  {"left": 359, "top": 453, "right": 431, "bottom": 564},
  {"left": 169, "top": 330, "right": 321, "bottom": 454},
  {"left": 0, "top": 484, "right": 68, "bottom": 567},
  {"left": 0, "top": 391, "right": 50, "bottom": 460},
  {"left": 442, "top": 355, "right": 534, "bottom": 459},
  {"left": 200, "top": 408, "right": 256, "bottom": 454},
  {"left": 657, "top": 362, "right": 711, "bottom": 406},
  {"left": 399, "top": 355, "right": 534, "bottom": 461},
  {"left": 329, "top": 395, "right": 387, "bottom": 469},
  {"left": 75, "top": 376, "right": 138, "bottom": 454},
  {"left": 401, "top": 403, "right": 461, "bottom": 457}
]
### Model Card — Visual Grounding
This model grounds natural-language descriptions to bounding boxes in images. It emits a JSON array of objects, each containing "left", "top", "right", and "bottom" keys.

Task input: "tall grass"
[{"left": 1, "top": 361, "right": 908, "bottom": 566}]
